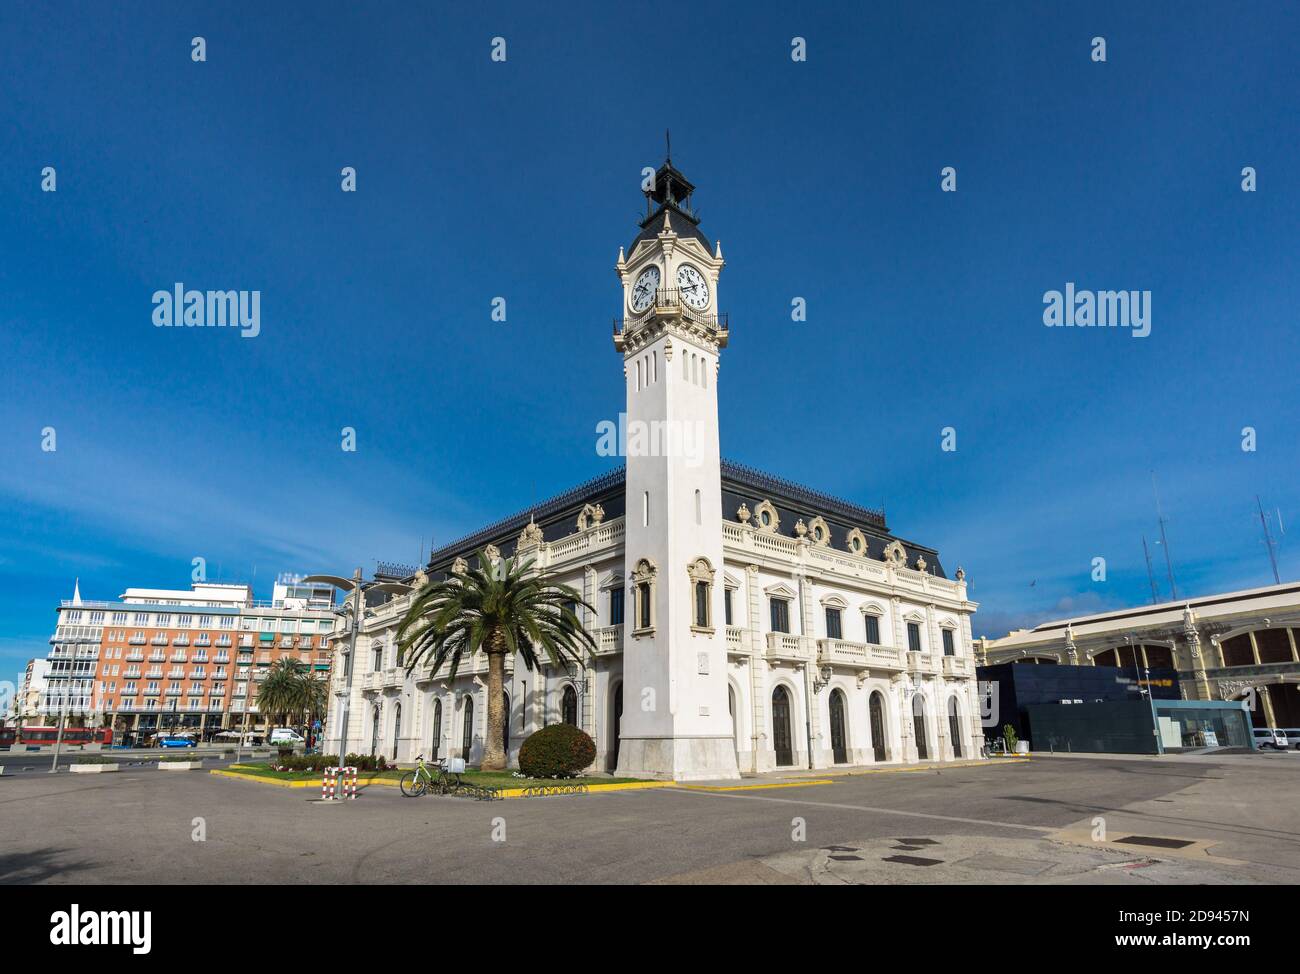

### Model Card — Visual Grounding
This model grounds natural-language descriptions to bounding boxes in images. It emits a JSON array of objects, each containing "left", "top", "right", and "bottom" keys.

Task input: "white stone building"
[{"left": 324, "top": 157, "right": 981, "bottom": 779}]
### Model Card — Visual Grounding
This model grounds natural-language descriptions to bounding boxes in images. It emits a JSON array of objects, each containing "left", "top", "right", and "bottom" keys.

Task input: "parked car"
[
  {"left": 158, "top": 735, "right": 199, "bottom": 748},
  {"left": 269, "top": 728, "right": 306, "bottom": 746},
  {"left": 1252, "top": 727, "right": 1288, "bottom": 750},
  {"left": 1278, "top": 729, "right": 1300, "bottom": 751}
]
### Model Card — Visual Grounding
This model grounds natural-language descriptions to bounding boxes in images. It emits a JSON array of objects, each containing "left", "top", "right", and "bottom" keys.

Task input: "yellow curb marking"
[
  {"left": 675, "top": 779, "right": 837, "bottom": 792},
  {"left": 211, "top": 768, "right": 673, "bottom": 798}
]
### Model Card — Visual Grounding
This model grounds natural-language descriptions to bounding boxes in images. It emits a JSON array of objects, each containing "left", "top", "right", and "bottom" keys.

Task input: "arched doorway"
[
  {"left": 609, "top": 682, "right": 623, "bottom": 772},
  {"left": 369, "top": 705, "right": 380, "bottom": 757},
  {"left": 1248, "top": 683, "right": 1300, "bottom": 729},
  {"left": 727, "top": 685, "right": 738, "bottom": 759},
  {"left": 913, "top": 696, "right": 930, "bottom": 760},
  {"left": 461, "top": 695, "right": 474, "bottom": 761},
  {"left": 828, "top": 689, "right": 848, "bottom": 764},
  {"left": 392, "top": 702, "right": 401, "bottom": 761},
  {"left": 948, "top": 697, "right": 963, "bottom": 759},
  {"left": 502, "top": 691, "right": 510, "bottom": 755},
  {"left": 772, "top": 686, "right": 794, "bottom": 767},
  {"left": 431, "top": 698, "right": 443, "bottom": 759},
  {"left": 561, "top": 684, "right": 578, "bottom": 726},
  {"left": 869, "top": 691, "right": 887, "bottom": 762}
]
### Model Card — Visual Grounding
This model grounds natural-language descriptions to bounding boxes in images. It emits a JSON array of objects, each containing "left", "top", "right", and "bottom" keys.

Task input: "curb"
[{"left": 209, "top": 768, "right": 674, "bottom": 798}]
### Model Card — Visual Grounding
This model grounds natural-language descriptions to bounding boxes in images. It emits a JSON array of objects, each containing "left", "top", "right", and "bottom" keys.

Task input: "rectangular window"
[
  {"left": 770, "top": 598, "right": 790, "bottom": 634},
  {"left": 825, "top": 607, "right": 842, "bottom": 640},
  {"left": 907, "top": 622, "right": 922, "bottom": 653},
  {"left": 724, "top": 589, "right": 733, "bottom": 626},
  {"left": 864, "top": 615, "right": 881, "bottom": 645},
  {"left": 642, "top": 491, "right": 649, "bottom": 527},
  {"left": 637, "top": 582, "right": 651, "bottom": 629},
  {"left": 609, "top": 587, "right": 624, "bottom": 626},
  {"left": 694, "top": 581, "right": 709, "bottom": 628},
  {"left": 942, "top": 629, "right": 955, "bottom": 656}
]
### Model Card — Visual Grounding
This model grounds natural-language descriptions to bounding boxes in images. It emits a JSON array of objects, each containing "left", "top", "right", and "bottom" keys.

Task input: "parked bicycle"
[{"left": 399, "top": 754, "right": 462, "bottom": 797}]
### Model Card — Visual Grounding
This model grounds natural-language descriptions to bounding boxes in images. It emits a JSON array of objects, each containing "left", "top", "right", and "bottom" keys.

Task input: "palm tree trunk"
[{"left": 482, "top": 633, "right": 508, "bottom": 771}]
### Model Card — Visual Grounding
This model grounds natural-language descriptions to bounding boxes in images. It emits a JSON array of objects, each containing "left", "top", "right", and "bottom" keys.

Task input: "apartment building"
[{"left": 41, "top": 573, "right": 338, "bottom": 741}]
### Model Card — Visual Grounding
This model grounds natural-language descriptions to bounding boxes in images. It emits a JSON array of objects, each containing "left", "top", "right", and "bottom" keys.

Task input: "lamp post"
[{"left": 302, "top": 570, "right": 412, "bottom": 760}]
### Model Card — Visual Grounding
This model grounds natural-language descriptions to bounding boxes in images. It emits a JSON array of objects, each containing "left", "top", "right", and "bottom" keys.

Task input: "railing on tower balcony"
[{"left": 613, "top": 288, "right": 729, "bottom": 338}]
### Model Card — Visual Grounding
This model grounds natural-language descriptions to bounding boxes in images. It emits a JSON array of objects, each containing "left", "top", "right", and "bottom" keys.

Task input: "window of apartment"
[
  {"left": 199, "top": 615, "right": 213, "bottom": 628},
  {"left": 864, "top": 614, "right": 881, "bottom": 645},
  {"left": 156, "top": 614, "right": 171, "bottom": 626},
  {"left": 112, "top": 612, "right": 127, "bottom": 624},
  {"left": 770, "top": 598, "right": 790, "bottom": 634},
  {"left": 609, "top": 587, "right": 624, "bottom": 626},
  {"left": 907, "top": 622, "right": 922, "bottom": 653},
  {"left": 372, "top": 642, "right": 384, "bottom": 672},
  {"left": 942, "top": 629, "right": 955, "bottom": 656},
  {"left": 724, "top": 588, "right": 733, "bottom": 626},
  {"left": 132, "top": 613, "right": 150, "bottom": 625},
  {"left": 825, "top": 607, "right": 843, "bottom": 640},
  {"left": 89, "top": 611, "right": 104, "bottom": 624},
  {"left": 177, "top": 615, "right": 192, "bottom": 627}
]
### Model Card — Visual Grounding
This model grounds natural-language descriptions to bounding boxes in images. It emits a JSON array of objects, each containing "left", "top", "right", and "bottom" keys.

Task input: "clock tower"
[{"left": 614, "top": 154, "right": 740, "bottom": 781}]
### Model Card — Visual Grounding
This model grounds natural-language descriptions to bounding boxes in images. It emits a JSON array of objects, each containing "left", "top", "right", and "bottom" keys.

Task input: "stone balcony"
[
  {"left": 816, "top": 639, "right": 906, "bottom": 673},
  {"left": 941, "top": 655, "right": 974, "bottom": 679},
  {"left": 907, "top": 651, "right": 938, "bottom": 675},
  {"left": 765, "top": 632, "right": 812, "bottom": 663},
  {"left": 594, "top": 624, "right": 623, "bottom": 656}
]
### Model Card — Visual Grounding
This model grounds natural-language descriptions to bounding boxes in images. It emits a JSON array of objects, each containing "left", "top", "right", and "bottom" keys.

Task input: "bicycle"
[{"left": 399, "top": 754, "right": 462, "bottom": 797}]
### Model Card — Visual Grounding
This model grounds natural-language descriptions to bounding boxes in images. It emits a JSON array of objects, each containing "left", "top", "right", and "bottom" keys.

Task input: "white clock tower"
[{"left": 614, "top": 154, "right": 740, "bottom": 781}]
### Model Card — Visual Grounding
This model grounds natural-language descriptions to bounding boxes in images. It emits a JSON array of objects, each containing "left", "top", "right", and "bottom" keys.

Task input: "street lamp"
[{"left": 302, "top": 571, "right": 412, "bottom": 759}]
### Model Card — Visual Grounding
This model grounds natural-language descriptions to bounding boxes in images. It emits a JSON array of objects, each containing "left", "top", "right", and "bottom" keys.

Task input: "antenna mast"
[
  {"left": 1257, "top": 495, "right": 1281, "bottom": 585},
  {"left": 1152, "top": 474, "right": 1178, "bottom": 600},
  {"left": 1142, "top": 535, "right": 1160, "bottom": 604}
]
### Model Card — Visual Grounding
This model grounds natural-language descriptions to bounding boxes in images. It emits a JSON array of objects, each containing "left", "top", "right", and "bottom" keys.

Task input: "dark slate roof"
[
  {"left": 629, "top": 203, "right": 711, "bottom": 255},
  {"left": 413, "top": 461, "right": 946, "bottom": 582}
]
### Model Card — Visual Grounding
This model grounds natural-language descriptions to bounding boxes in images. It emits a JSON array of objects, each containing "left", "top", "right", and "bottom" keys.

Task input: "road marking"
[{"left": 666, "top": 786, "right": 1055, "bottom": 834}]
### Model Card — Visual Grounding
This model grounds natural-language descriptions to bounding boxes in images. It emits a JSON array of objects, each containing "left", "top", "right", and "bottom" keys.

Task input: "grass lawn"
[{"left": 228, "top": 762, "right": 651, "bottom": 788}]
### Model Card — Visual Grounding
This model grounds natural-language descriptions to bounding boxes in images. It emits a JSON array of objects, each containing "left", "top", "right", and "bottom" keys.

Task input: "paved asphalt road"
[{"left": 1, "top": 754, "right": 1297, "bottom": 884}]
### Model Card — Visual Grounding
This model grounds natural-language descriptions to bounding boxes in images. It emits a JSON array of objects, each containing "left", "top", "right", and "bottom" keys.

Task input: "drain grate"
[
  {"left": 882, "top": 854, "right": 943, "bottom": 867},
  {"left": 1116, "top": 835, "right": 1195, "bottom": 849},
  {"left": 828, "top": 854, "right": 863, "bottom": 862}
]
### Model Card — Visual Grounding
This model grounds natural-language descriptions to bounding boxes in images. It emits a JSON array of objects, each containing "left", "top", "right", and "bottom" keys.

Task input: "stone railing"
[
  {"left": 594, "top": 625, "right": 623, "bottom": 655},
  {"left": 941, "top": 655, "right": 974, "bottom": 679},
  {"left": 765, "top": 632, "right": 811, "bottom": 662}
]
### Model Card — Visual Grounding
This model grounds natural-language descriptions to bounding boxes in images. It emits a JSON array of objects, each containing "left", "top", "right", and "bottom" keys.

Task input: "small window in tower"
[
  {"left": 636, "top": 358, "right": 642, "bottom": 391},
  {"left": 642, "top": 490, "right": 649, "bottom": 526},
  {"left": 695, "top": 489, "right": 701, "bottom": 525},
  {"left": 652, "top": 350, "right": 658, "bottom": 383},
  {"left": 638, "top": 582, "right": 651, "bottom": 629},
  {"left": 695, "top": 580, "right": 710, "bottom": 629}
]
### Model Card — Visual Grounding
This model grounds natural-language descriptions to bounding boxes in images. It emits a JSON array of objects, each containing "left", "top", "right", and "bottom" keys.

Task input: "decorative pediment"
[
  {"left": 517, "top": 517, "right": 544, "bottom": 549},
  {"left": 764, "top": 582, "right": 796, "bottom": 600},
  {"left": 631, "top": 557, "right": 658, "bottom": 584},
  {"left": 845, "top": 527, "right": 868, "bottom": 557},
  {"left": 753, "top": 499, "right": 780, "bottom": 534},
  {"left": 882, "top": 540, "right": 907, "bottom": 567},
  {"left": 902, "top": 609, "right": 925, "bottom": 624},
  {"left": 575, "top": 503, "right": 606, "bottom": 531},
  {"left": 860, "top": 601, "right": 885, "bottom": 616},
  {"left": 820, "top": 594, "right": 848, "bottom": 609},
  {"left": 807, "top": 516, "right": 830, "bottom": 546},
  {"left": 722, "top": 570, "right": 742, "bottom": 589},
  {"left": 686, "top": 556, "right": 715, "bottom": 584}
]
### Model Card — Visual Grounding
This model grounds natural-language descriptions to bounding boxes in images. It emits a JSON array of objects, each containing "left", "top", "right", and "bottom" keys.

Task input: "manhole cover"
[
  {"left": 1116, "top": 835, "right": 1194, "bottom": 849},
  {"left": 882, "top": 854, "right": 943, "bottom": 867}
]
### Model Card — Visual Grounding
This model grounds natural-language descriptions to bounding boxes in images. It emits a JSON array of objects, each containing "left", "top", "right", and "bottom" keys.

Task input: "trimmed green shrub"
[
  {"left": 518, "top": 724, "right": 595, "bottom": 778},
  {"left": 159, "top": 754, "right": 202, "bottom": 763},
  {"left": 342, "top": 753, "right": 390, "bottom": 772}
]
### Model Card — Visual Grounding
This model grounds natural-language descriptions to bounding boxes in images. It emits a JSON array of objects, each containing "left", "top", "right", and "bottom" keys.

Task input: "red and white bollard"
[{"left": 321, "top": 766, "right": 359, "bottom": 800}]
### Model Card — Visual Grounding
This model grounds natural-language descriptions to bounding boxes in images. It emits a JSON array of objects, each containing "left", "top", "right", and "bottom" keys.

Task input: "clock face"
[
  {"left": 676, "top": 264, "right": 710, "bottom": 310},
  {"left": 629, "top": 265, "right": 660, "bottom": 313}
]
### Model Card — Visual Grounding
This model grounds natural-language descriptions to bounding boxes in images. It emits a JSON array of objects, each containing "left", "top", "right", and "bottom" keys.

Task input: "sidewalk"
[
  {"left": 1028, "top": 749, "right": 1299, "bottom": 766},
  {"left": 679, "top": 756, "right": 1024, "bottom": 790}
]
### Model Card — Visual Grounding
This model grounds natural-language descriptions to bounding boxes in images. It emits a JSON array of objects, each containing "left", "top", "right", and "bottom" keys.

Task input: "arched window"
[
  {"left": 947, "top": 697, "right": 962, "bottom": 759},
  {"left": 562, "top": 684, "right": 578, "bottom": 726},
  {"left": 913, "top": 697, "right": 929, "bottom": 760},
  {"left": 687, "top": 557, "right": 715, "bottom": 632},
  {"left": 461, "top": 695, "right": 474, "bottom": 760}
]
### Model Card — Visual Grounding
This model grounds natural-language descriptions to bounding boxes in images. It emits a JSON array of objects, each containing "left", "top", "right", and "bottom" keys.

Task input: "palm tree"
[
  {"left": 397, "top": 550, "right": 596, "bottom": 771},
  {"left": 257, "top": 659, "right": 328, "bottom": 747}
]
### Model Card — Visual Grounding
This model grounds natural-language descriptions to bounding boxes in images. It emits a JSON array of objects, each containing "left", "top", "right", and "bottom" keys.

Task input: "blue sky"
[{"left": 2, "top": 1, "right": 1298, "bottom": 681}]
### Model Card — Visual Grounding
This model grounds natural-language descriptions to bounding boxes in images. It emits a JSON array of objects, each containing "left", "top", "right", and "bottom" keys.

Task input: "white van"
[
  {"left": 269, "top": 728, "right": 306, "bottom": 746},
  {"left": 1252, "top": 727, "right": 1288, "bottom": 750}
]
